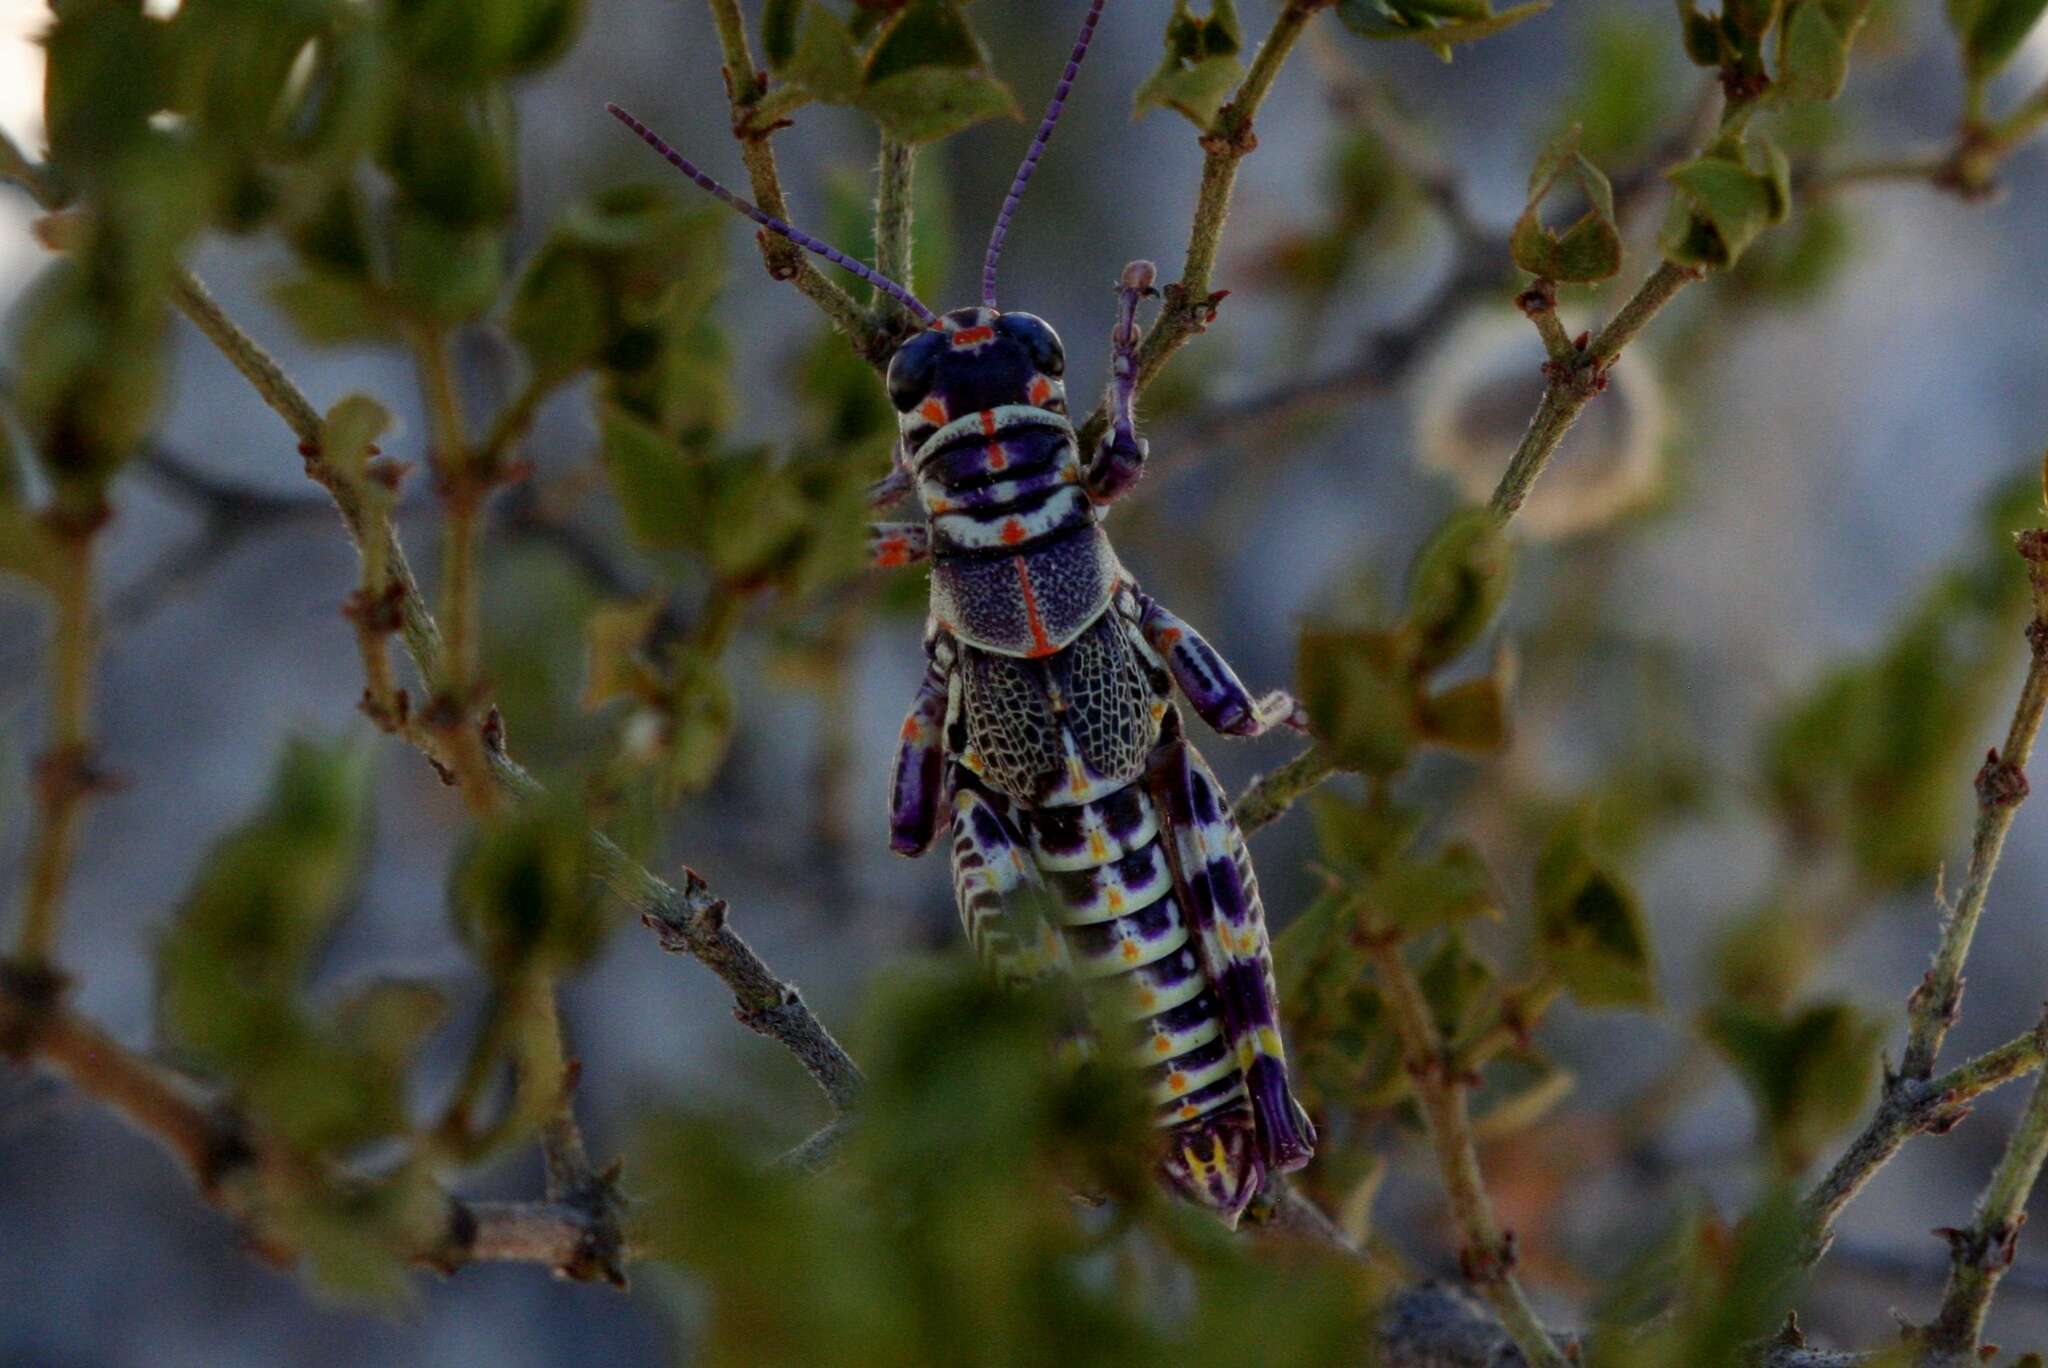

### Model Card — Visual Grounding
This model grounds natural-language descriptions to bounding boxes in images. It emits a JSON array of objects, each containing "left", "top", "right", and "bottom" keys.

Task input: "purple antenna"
[
  {"left": 607, "top": 104, "right": 939, "bottom": 327},
  {"left": 981, "top": 0, "right": 1109, "bottom": 311}
]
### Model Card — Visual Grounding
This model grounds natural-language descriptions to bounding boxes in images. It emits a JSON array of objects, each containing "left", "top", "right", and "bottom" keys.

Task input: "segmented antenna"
[
  {"left": 981, "top": 0, "right": 1109, "bottom": 311},
  {"left": 606, "top": 103, "right": 939, "bottom": 327}
]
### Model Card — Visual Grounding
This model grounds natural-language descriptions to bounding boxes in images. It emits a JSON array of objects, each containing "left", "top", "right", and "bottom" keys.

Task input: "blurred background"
[{"left": 5, "top": 0, "right": 2048, "bottom": 1361}]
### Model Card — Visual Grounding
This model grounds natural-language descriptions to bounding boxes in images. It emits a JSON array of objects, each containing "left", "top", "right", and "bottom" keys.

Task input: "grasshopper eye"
[
  {"left": 887, "top": 333, "right": 944, "bottom": 413},
  {"left": 999, "top": 313, "right": 1064, "bottom": 379}
]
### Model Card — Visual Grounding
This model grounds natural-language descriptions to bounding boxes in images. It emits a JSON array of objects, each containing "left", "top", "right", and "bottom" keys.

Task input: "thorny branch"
[
  {"left": 1900, "top": 534, "right": 2048, "bottom": 1082},
  {"left": 1365, "top": 933, "right": 1569, "bottom": 1368},
  {"left": 1801, "top": 533, "right": 2048, "bottom": 1311},
  {"left": 1075, "top": 0, "right": 1332, "bottom": 454},
  {"left": 703, "top": 0, "right": 882, "bottom": 364},
  {"left": 1920, "top": 1009, "right": 2048, "bottom": 1363},
  {"left": 0, "top": 965, "right": 631, "bottom": 1282}
]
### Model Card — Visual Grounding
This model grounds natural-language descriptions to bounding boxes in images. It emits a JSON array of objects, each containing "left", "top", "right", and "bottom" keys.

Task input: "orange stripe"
[
  {"left": 1014, "top": 556, "right": 1055, "bottom": 657},
  {"left": 979, "top": 409, "right": 997, "bottom": 436}
]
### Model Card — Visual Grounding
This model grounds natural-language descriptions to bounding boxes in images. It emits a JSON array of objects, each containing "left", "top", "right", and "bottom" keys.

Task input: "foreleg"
[
  {"left": 1083, "top": 260, "right": 1156, "bottom": 505},
  {"left": 869, "top": 521, "right": 930, "bottom": 570},
  {"left": 1129, "top": 591, "right": 1306, "bottom": 738},
  {"left": 889, "top": 636, "right": 953, "bottom": 855}
]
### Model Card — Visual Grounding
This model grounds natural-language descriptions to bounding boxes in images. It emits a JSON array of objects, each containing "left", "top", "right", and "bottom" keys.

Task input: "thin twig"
[
  {"left": 1802, "top": 1023, "right": 2048, "bottom": 1258},
  {"left": 154, "top": 264, "right": 866, "bottom": 1114},
  {"left": 13, "top": 530, "right": 98, "bottom": 968},
  {"left": 1898, "top": 536, "right": 2048, "bottom": 1082},
  {"left": 1919, "top": 1010, "right": 2048, "bottom": 1362},
  {"left": 703, "top": 0, "right": 880, "bottom": 363},
  {"left": 1076, "top": 0, "right": 1329, "bottom": 454},
  {"left": 1234, "top": 744, "right": 1337, "bottom": 836},
  {"left": 1365, "top": 935, "right": 1569, "bottom": 1368}
]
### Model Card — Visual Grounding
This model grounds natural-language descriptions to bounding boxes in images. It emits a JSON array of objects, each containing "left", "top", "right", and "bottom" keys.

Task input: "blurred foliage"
[
  {"left": 635, "top": 962, "right": 1388, "bottom": 1367},
  {"left": 1764, "top": 475, "right": 2040, "bottom": 886}
]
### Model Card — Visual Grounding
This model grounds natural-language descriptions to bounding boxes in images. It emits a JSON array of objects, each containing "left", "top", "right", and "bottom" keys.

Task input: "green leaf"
[
  {"left": 656, "top": 645, "right": 737, "bottom": 800},
  {"left": 1511, "top": 127, "right": 1622, "bottom": 284},
  {"left": 763, "top": 0, "right": 803, "bottom": 68},
  {"left": 859, "top": 66, "right": 1021, "bottom": 144},
  {"left": 1297, "top": 628, "right": 1418, "bottom": 776},
  {"left": 1405, "top": 507, "right": 1514, "bottom": 671},
  {"left": 1134, "top": 0, "right": 1245, "bottom": 126},
  {"left": 1659, "top": 134, "right": 1791, "bottom": 269},
  {"left": 450, "top": 798, "right": 607, "bottom": 980},
  {"left": 1336, "top": 0, "right": 1551, "bottom": 56},
  {"left": 1533, "top": 814, "right": 1656, "bottom": 1008},
  {"left": 268, "top": 271, "right": 399, "bottom": 347},
  {"left": 582, "top": 598, "right": 663, "bottom": 710},
  {"left": 1702, "top": 1000, "right": 1881, "bottom": 1170},
  {"left": 1417, "top": 676, "right": 1508, "bottom": 752},
  {"left": 864, "top": 0, "right": 982, "bottom": 82},
  {"left": 1774, "top": 0, "right": 1857, "bottom": 101},
  {"left": 1420, "top": 930, "right": 1495, "bottom": 1040},
  {"left": 1307, "top": 790, "right": 1425, "bottom": 881},
  {"left": 1964, "top": 0, "right": 2048, "bottom": 77},
  {"left": 783, "top": 2, "right": 863, "bottom": 103},
  {"left": 388, "top": 211, "right": 504, "bottom": 323},
  {"left": 319, "top": 394, "right": 390, "bottom": 484},
  {"left": 597, "top": 406, "right": 700, "bottom": 551},
  {"left": 1369, "top": 842, "right": 1498, "bottom": 932}
]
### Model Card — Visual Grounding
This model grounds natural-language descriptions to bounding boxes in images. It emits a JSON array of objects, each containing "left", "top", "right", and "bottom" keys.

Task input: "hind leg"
[{"left": 949, "top": 783, "right": 1070, "bottom": 989}]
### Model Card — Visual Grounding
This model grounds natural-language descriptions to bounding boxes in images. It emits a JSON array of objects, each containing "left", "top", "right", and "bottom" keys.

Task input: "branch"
[
  {"left": 1485, "top": 259, "right": 1701, "bottom": 527},
  {"left": 1919, "top": 1008, "right": 2048, "bottom": 1361},
  {"left": 1803, "top": 993, "right": 2048, "bottom": 1257},
  {"left": 0, "top": 964, "right": 627, "bottom": 1282},
  {"left": 1899, "top": 534, "right": 2048, "bottom": 1081},
  {"left": 1076, "top": 0, "right": 1329, "bottom": 453},
  {"left": 1234, "top": 744, "right": 1337, "bottom": 836},
  {"left": 13, "top": 529, "right": 101, "bottom": 968},
  {"left": 155, "top": 264, "right": 865, "bottom": 1116},
  {"left": 1365, "top": 934, "right": 1569, "bottom": 1368},
  {"left": 703, "top": 0, "right": 881, "bottom": 364}
]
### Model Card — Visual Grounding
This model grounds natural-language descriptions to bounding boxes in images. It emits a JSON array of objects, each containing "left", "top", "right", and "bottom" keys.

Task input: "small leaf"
[
  {"left": 1297, "top": 628, "right": 1418, "bottom": 776},
  {"left": 858, "top": 66, "right": 1021, "bottom": 144},
  {"left": 1702, "top": 1000, "right": 1882, "bottom": 1169},
  {"left": 1659, "top": 135, "right": 1791, "bottom": 269},
  {"left": 598, "top": 405, "right": 701, "bottom": 551},
  {"left": 1406, "top": 507, "right": 1514, "bottom": 671},
  {"left": 1511, "top": 127, "right": 1621, "bottom": 283},
  {"left": 319, "top": 395, "right": 390, "bottom": 484},
  {"left": 1533, "top": 813, "right": 1656, "bottom": 1009},
  {"left": 783, "top": 2, "right": 863, "bottom": 103},
  {"left": 582, "top": 598, "right": 663, "bottom": 710},
  {"left": 451, "top": 799, "right": 607, "bottom": 980},
  {"left": 1370, "top": 842, "right": 1498, "bottom": 932},
  {"left": 1964, "top": 0, "right": 2048, "bottom": 78},
  {"left": 1134, "top": 0, "right": 1245, "bottom": 126},
  {"left": 1337, "top": 0, "right": 1550, "bottom": 56},
  {"left": 268, "top": 272, "right": 398, "bottom": 347},
  {"left": 1418, "top": 676, "right": 1508, "bottom": 752},
  {"left": 762, "top": 0, "right": 803, "bottom": 68},
  {"left": 1420, "top": 929, "right": 1495, "bottom": 1040}
]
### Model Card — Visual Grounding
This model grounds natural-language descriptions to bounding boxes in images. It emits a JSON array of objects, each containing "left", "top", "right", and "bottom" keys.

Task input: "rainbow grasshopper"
[{"left": 611, "top": 0, "right": 1314, "bottom": 1224}]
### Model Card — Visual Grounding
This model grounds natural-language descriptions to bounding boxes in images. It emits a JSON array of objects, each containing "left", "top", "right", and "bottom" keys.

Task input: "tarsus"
[
  {"left": 982, "top": 0, "right": 1110, "bottom": 311},
  {"left": 606, "top": 103, "right": 939, "bottom": 328}
]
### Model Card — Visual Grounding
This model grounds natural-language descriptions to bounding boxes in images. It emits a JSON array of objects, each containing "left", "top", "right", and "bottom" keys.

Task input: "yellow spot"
[
  {"left": 1137, "top": 988, "right": 1157, "bottom": 1009},
  {"left": 1121, "top": 940, "right": 1140, "bottom": 962},
  {"left": 1089, "top": 831, "right": 1109, "bottom": 861},
  {"left": 1169, "top": 1072, "right": 1187, "bottom": 1094},
  {"left": 1179, "top": 1104, "right": 1198, "bottom": 1120},
  {"left": 1258, "top": 1028, "right": 1284, "bottom": 1055},
  {"left": 1154, "top": 1036, "right": 1172, "bottom": 1055},
  {"left": 1105, "top": 887, "right": 1124, "bottom": 913},
  {"left": 1150, "top": 702, "right": 1167, "bottom": 721}
]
